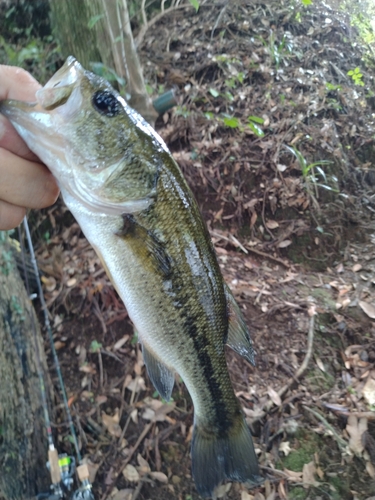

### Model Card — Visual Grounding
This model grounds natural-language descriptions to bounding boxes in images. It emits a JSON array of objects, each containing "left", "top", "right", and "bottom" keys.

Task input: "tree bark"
[
  {"left": 48, "top": 0, "right": 157, "bottom": 125},
  {"left": 48, "top": 0, "right": 101, "bottom": 69},
  {"left": 0, "top": 237, "right": 50, "bottom": 500}
]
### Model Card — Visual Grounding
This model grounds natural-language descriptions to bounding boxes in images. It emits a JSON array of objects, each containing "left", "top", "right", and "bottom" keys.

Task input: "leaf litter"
[{"left": 25, "top": 1, "right": 375, "bottom": 499}]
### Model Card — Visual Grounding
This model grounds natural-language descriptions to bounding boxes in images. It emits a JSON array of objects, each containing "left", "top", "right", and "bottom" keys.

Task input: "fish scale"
[{"left": 0, "top": 56, "right": 262, "bottom": 498}]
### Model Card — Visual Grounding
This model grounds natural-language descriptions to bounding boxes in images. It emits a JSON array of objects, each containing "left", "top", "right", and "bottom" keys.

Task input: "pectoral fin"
[
  {"left": 119, "top": 215, "right": 171, "bottom": 278},
  {"left": 142, "top": 344, "right": 175, "bottom": 401},
  {"left": 225, "top": 284, "right": 256, "bottom": 366}
]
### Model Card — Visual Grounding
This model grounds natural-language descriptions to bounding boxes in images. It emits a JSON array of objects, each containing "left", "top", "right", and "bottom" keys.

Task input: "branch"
[{"left": 253, "top": 314, "right": 315, "bottom": 421}]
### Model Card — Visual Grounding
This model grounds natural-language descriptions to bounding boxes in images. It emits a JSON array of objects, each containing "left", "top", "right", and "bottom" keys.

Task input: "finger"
[
  {"left": 0, "top": 147, "right": 59, "bottom": 209},
  {"left": 0, "top": 115, "right": 40, "bottom": 160},
  {"left": 0, "top": 65, "right": 41, "bottom": 160},
  {"left": 0, "top": 199, "right": 26, "bottom": 230},
  {"left": 0, "top": 65, "right": 41, "bottom": 101}
]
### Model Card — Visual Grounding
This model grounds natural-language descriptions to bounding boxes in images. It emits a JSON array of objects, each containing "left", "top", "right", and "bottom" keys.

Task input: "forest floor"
[{"left": 16, "top": 1, "right": 375, "bottom": 500}]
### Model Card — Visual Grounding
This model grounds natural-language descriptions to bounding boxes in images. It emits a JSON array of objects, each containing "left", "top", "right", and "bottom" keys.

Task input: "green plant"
[
  {"left": 262, "top": 31, "right": 293, "bottom": 69},
  {"left": 220, "top": 114, "right": 265, "bottom": 137},
  {"left": 90, "top": 62, "right": 125, "bottom": 89},
  {"left": 175, "top": 105, "right": 191, "bottom": 118},
  {"left": 325, "top": 82, "right": 342, "bottom": 92},
  {"left": 89, "top": 340, "right": 102, "bottom": 353},
  {"left": 347, "top": 67, "right": 364, "bottom": 86},
  {"left": 188, "top": 0, "right": 200, "bottom": 12},
  {"left": 247, "top": 115, "right": 265, "bottom": 137},
  {"left": 285, "top": 146, "right": 337, "bottom": 207}
]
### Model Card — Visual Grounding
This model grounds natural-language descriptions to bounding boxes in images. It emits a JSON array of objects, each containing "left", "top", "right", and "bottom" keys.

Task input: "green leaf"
[
  {"left": 248, "top": 115, "right": 264, "bottom": 124},
  {"left": 247, "top": 122, "right": 264, "bottom": 137},
  {"left": 224, "top": 91, "right": 234, "bottom": 101},
  {"left": 209, "top": 88, "right": 220, "bottom": 97},
  {"left": 222, "top": 116, "right": 240, "bottom": 128},
  {"left": 189, "top": 0, "right": 200, "bottom": 12},
  {"left": 285, "top": 145, "right": 307, "bottom": 171},
  {"left": 301, "top": 0, "right": 312, "bottom": 4},
  {"left": 88, "top": 14, "right": 105, "bottom": 29},
  {"left": 89, "top": 340, "right": 102, "bottom": 353}
]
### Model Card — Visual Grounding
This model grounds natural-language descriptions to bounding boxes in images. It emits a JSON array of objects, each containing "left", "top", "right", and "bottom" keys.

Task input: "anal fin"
[
  {"left": 225, "top": 284, "right": 256, "bottom": 366},
  {"left": 142, "top": 344, "right": 175, "bottom": 401}
]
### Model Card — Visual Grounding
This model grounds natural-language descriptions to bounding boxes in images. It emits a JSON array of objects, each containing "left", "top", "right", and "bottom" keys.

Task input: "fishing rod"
[{"left": 19, "top": 217, "right": 95, "bottom": 500}]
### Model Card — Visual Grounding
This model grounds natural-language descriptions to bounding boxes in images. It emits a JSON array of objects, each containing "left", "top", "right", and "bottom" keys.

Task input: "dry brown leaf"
[
  {"left": 359, "top": 301, "right": 375, "bottom": 319},
  {"left": 54, "top": 340, "right": 65, "bottom": 350},
  {"left": 278, "top": 480, "right": 288, "bottom": 499},
  {"left": 315, "top": 356, "right": 326, "bottom": 372},
  {"left": 278, "top": 240, "right": 292, "bottom": 248},
  {"left": 250, "top": 211, "right": 257, "bottom": 228},
  {"left": 66, "top": 277, "right": 77, "bottom": 287},
  {"left": 254, "top": 492, "right": 266, "bottom": 500},
  {"left": 241, "top": 491, "right": 254, "bottom": 500},
  {"left": 353, "top": 263, "right": 362, "bottom": 272},
  {"left": 137, "top": 454, "right": 151, "bottom": 475},
  {"left": 87, "top": 461, "right": 99, "bottom": 484},
  {"left": 346, "top": 415, "right": 368, "bottom": 456},
  {"left": 363, "top": 376, "right": 375, "bottom": 406},
  {"left": 123, "top": 464, "right": 140, "bottom": 482},
  {"left": 126, "top": 377, "right": 146, "bottom": 392},
  {"left": 366, "top": 462, "right": 375, "bottom": 479},
  {"left": 112, "top": 489, "right": 134, "bottom": 500},
  {"left": 266, "top": 220, "right": 279, "bottom": 229},
  {"left": 214, "top": 482, "right": 232, "bottom": 498},
  {"left": 283, "top": 469, "right": 303, "bottom": 482},
  {"left": 266, "top": 490, "right": 276, "bottom": 500},
  {"left": 267, "top": 386, "right": 282, "bottom": 406},
  {"left": 113, "top": 336, "right": 129, "bottom": 350},
  {"left": 302, "top": 461, "right": 317, "bottom": 488},
  {"left": 150, "top": 471, "right": 169, "bottom": 483},
  {"left": 279, "top": 441, "right": 291, "bottom": 456},
  {"left": 102, "top": 410, "right": 122, "bottom": 438}
]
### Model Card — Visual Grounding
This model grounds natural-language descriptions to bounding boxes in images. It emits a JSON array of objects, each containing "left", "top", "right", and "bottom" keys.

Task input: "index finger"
[{"left": 0, "top": 65, "right": 41, "bottom": 160}]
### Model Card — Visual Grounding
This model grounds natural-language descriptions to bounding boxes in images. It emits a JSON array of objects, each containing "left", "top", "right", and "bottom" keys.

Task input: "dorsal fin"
[{"left": 225, "top": 284, "right": 256, "bottom": 366}]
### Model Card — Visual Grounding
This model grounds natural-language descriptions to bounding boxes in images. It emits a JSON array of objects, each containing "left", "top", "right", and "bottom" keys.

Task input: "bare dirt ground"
[
  {"left": 24, "top": 1, "right": 375, "bottom": 499},
  {"left": 33, "top": 203, "right": 375, "bottom": 500}
]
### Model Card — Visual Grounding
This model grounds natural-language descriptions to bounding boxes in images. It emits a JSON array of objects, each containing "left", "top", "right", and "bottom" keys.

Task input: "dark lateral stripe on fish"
[{"left": 182, "top": 314, "right": 232, "bottom": 435}]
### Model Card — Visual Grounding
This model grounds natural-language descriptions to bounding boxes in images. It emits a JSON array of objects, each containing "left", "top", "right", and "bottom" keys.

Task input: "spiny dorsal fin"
[
  {"left": 142, "top": 343, "right": 175, "bottom": 401},
  {"left": 225, "top": 283, "right": 256, "bottom": 366}
]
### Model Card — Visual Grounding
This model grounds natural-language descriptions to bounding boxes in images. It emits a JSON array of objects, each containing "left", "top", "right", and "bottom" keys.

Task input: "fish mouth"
[{"left": 0, "top": 56, "right": 84, "bottom": 133}]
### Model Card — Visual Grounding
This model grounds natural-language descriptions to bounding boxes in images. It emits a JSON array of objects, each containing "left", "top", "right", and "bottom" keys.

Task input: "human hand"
[{"left": 0, "top": 65, "right": 59, "bottom": 230}]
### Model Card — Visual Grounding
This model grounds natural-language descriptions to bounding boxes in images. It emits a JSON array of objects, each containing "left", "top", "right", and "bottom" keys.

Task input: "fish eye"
[{"left": 92, "top": 90, "right": 120, "bottom": 117}]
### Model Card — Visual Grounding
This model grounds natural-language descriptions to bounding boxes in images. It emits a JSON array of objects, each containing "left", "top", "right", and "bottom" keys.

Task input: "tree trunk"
[
  {"left": 48, "top": 0, "right": 101, "bottom": 69},
  {"left": 48, "top": 0, "right": 157, "bottom": 125},
  {"left": 0, "top": 237, "right": 50, "bottom": 500}
]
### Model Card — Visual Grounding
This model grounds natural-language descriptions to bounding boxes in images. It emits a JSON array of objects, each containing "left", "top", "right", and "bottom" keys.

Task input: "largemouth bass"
[{"left": 0, "top": 57, "right": 262, "bottom": 497}]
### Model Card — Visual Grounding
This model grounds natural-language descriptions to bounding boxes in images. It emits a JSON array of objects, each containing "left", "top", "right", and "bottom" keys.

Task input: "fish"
[{"left": 0, "top": 57, "right": 262, "bottom": 497}]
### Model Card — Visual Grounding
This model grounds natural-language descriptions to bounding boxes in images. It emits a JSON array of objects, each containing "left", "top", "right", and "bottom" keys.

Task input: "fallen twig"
[
  {"left": 254, "top": 314, "right": 315, "bottom": 421},
  {"left": 245, "top": 245, "right": 290, "bottom": 268},
  {"left": 302, "top": 405, "right": 348, "bottom": 451}
]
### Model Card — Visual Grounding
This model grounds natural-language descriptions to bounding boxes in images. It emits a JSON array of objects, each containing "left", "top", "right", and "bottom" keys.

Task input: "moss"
[
  {"left": 310, "top": 289, "right": 337, "bottom": 310},
  {"left": 306, "top": 367, "right": 335, "bottom": 392},
  {"left": 288, "top": 486, "right": 307, "bottom": 500},
  {"left": 281, "top": 429, "right": 321, "bottom": 472}
]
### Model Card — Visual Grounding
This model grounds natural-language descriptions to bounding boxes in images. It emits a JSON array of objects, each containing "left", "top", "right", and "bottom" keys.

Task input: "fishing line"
[
  {"left": 20, "top": 216, "right": 94, "bottom": 499},
  {"left": 18, "top": 224, "right": 54, "bottom": 449},
  {"left": 22, "top": 216, "right": 82, "bottom": 463}
]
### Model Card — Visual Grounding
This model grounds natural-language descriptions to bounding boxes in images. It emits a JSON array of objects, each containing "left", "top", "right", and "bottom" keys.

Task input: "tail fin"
[{"left": 191, "top": 416, "right": 262, "bottom": 497}]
